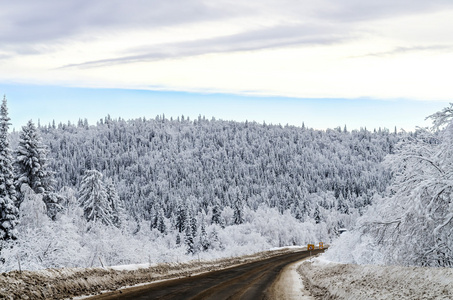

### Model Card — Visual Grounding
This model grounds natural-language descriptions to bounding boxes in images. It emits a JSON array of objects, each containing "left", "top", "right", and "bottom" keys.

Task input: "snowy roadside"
[
  {"left": 269, "top": 258, "right": 315, "bottom": 300},
  {"left": 0, "top": 246, "right": 306, "bottom": 300},
  {"left": 298, "top": 257, "right": 453, "bottom": 300}
]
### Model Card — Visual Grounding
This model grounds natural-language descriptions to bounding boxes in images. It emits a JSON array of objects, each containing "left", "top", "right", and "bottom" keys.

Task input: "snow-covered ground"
[
  {"left": 298, "top": 257, "right": 453, "bottom": 299},
  {"left": 269, "top": 258, "right": 315, "bottom": 300}
]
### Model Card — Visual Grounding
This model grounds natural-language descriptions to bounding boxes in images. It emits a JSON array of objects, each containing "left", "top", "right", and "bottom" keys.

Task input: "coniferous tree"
[
  {"left": 15, "top": 119, "right": 57, "bottom": 218},
  {"left": 150, "top": 207, "right": 158, "bottom": 230},
  {"left": 0, "top": 96, "right": 18, "bottom": 241},
  {"left": 157, "top": 208, "right": 166, "bottom": 234},
  {"left": 209, "top": 227, "right": 223, "bottom": 251},
  {"left": 313, "top": 205, "right": 321, "bottom": 224},
  {"left": 233, "top": 197, "right": 244, "bottom": 225},
  {"left": 78, "top": 170, "right": 112, "bottom": 226},
  {"left": 184, "top": 223, "right": 194, "bottom": 254},
  {"left": 211, "top": 201, "right": 222, "bottom": 225},
  {"left": 175, "top": 203, "right": 187, "bottom": 233},
  {"left": 43, "top": 192, "right": 64, "bottom": 220},
  {"left": 200, "top": 221, "right": 209, "bottom": 251},
  {"left": 15, "top": 120, "right": 53, "bottom": 195},
  {"left": 105, "top": 178, "right": 122, "bottom": 228},
  {"left": 190, "top": 214, "right": 197, "bottom": 238}
]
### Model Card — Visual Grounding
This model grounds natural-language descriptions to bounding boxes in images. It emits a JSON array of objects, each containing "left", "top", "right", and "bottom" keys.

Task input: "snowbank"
[
  {"left": 0, "top": 247, "right": 303, "bottom": 300},
  {"left": 269, "top": 258, "right": 315, "bottom": 300},
  {"left": 298, "top": 257, "right": 453, "bottom": 299}
]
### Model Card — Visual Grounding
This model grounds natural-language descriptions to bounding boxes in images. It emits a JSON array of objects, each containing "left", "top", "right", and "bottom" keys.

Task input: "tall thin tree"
[
  {"left": 0, "top": 96, "right": 19, "bottom": 241},
  {"left": 78, "top": 170, "right": 112, "bottom": 226},
  {"left": 15, "top": 119, "right": 53, "bottom": 195}
]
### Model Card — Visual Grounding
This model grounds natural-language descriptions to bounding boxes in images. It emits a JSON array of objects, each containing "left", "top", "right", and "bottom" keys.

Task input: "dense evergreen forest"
[
  {"left": 41, "top": 115, "right": 398, "bottom": 224},
  {"left": 1, "top": 97, "right": 402, "bottom": 271}
]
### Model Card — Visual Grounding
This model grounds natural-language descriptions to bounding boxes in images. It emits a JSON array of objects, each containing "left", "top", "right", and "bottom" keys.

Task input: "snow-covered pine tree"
[
  {"left": 14, "top": 119, "right": 57, "bottom": 218},
  {"left": 15, "top": 120, "right": 53, "bottom": 195},
  {"left": 184, "top": 223, "right": 194, "bottom": 254},
  {"left": 157, "top": 208, "right": 166, "bottom": 234},
  {"left": 200, "top": 221, "right": 209, "bottom": 251},
  {"left": 209, "top": 227, "right": 223, "bottom": 251},
  {"left": 78, "top": 170, "right": 113, "bottom": 226},
  {"left": 175, "top": 203, "right": 187, "bottom": 233},
  {"left": 190, "top": 214, "right": 197, "bottom": 238},
  {"left": 233, "top": 197, "right": 244, "bottom": 225},
  {"left": 150, "top": 206, "right": 158, "bottom": 230},
  {"left": 105, "top": 178, "right": 123, "bottom": 228},
  {"left": 313, "top": 205, "right": 321, "bottom": 224},
  {"left": 0, "top": 96, "right": 18, "bottom": 241},
  {"left": 211, "top": 201, "right": 222, "bottom": 225}
]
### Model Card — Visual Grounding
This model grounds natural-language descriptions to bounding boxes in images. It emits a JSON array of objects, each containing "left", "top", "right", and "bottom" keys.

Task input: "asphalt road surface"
[{"left": 86, "top": 249, "right": 324, "bottom": 300}]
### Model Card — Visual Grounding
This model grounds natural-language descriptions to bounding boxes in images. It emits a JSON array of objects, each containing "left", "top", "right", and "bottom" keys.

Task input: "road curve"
[{"left": 86, "top": 249, "right": 324, "bottom": 300}]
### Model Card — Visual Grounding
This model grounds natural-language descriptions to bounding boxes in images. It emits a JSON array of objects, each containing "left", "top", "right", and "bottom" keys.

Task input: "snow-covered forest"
[
  {"left": 326, "top": 104, "right": 453, "bottom": 268},
  {"left": 1, "top": 96, "right": 403, "bottom": 271}
]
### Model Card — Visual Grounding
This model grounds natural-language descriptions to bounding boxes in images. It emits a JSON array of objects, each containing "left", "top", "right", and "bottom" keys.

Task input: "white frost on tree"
[
  {"left": 1, "top": 110, "right": 405, "bottom": 271},
  {"left": 105, "top": 178, "right": 124, "bottom": 228},
  {"left": 0, "top": 96, "right": 18, "bottom": 241},
  {"left": 18, "top": 184, "right": 48, "bottom": 229},
  {"left": 78, "top": 170, "right": 112, "bottom": 227},
  {"left": 15, "top": 120, "right": 53, "bottom": 195},
  {"left": 331, "top": 104, "right": 453, "bottom": 267}
]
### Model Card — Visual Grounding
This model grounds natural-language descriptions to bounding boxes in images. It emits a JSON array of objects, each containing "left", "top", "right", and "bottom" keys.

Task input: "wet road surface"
[{"left": 86, "top": 249, "right": 324, "bottom": 300}]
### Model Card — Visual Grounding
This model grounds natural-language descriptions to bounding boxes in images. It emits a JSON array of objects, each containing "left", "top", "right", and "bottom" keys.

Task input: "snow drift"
[{"left": 298, "top": 257, "right": 453, "bottom": 299}]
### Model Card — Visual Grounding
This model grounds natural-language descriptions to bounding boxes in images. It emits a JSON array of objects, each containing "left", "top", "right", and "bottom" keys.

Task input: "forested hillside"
[
  {"left": 41, "top": 116, "right": 397, "bottom": 225},
  {"left": 1, "top": 106, "right": 401, "bottom": 271}
]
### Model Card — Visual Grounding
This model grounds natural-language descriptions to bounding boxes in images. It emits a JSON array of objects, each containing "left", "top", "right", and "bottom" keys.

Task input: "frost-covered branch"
[
  {"left": 426, "top": 103, "right": 453, "bottom": 130},
  {"left": 403, "top": 155, "right": 444, "bottom": 175}
]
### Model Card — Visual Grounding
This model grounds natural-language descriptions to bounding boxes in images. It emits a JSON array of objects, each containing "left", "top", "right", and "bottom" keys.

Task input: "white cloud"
[{"left": 1, "top": 1, "right": 453, "bottom": 100}]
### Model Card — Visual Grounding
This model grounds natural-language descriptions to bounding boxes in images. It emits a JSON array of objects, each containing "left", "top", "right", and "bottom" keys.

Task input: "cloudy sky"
[{"left": 1, "top": 0, "right": 452, "bottom": 130}]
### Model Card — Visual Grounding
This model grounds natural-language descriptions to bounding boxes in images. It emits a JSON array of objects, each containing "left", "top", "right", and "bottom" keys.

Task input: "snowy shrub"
[{"left": 324, "top": 231, "right": 384, "bottom": 265}]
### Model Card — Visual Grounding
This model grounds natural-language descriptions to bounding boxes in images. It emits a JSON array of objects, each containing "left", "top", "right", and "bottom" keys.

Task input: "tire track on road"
[{"left": 86, "top": 249, "right": 324, "bottom": 300}]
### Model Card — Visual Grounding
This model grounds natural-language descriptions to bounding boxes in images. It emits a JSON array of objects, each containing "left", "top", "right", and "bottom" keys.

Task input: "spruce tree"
[
  {"left": 313, "top": 205, "right": 321, "bottom": 224},
  {"left": 157, "top": 208, "right": 166, "bottom": 234},
  {"left": 0, "top": 96, "right": 18, "bottom": 241},
  {"left": 190, "top": 214, "right": 197, "bottom": 238},
  {"left": 233, "top": 197, "right": 244, "bottom": 225},
  {"left": 184, "top": 224, "right": 194, "bottom": 254},
  {"left": 175, "top": 203, "right": 187, "bottom": 233},
  {"left": 15, "top": 119, "right": 53, "bottom": 195},
  {"left": 78, "top": 170, "right": 112, "bottom": 226},
  {"left": 211, "top": 201, "right": 222, "bottom": 225},
  {"left": 200, "top": 222, "right": 209, "bottom": 251},
  {"left": 150, "top": 207, "right": 158, "bottom": 230},
  {"left": 105, "top": 178, "right": 123, "bottom": 227}
]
